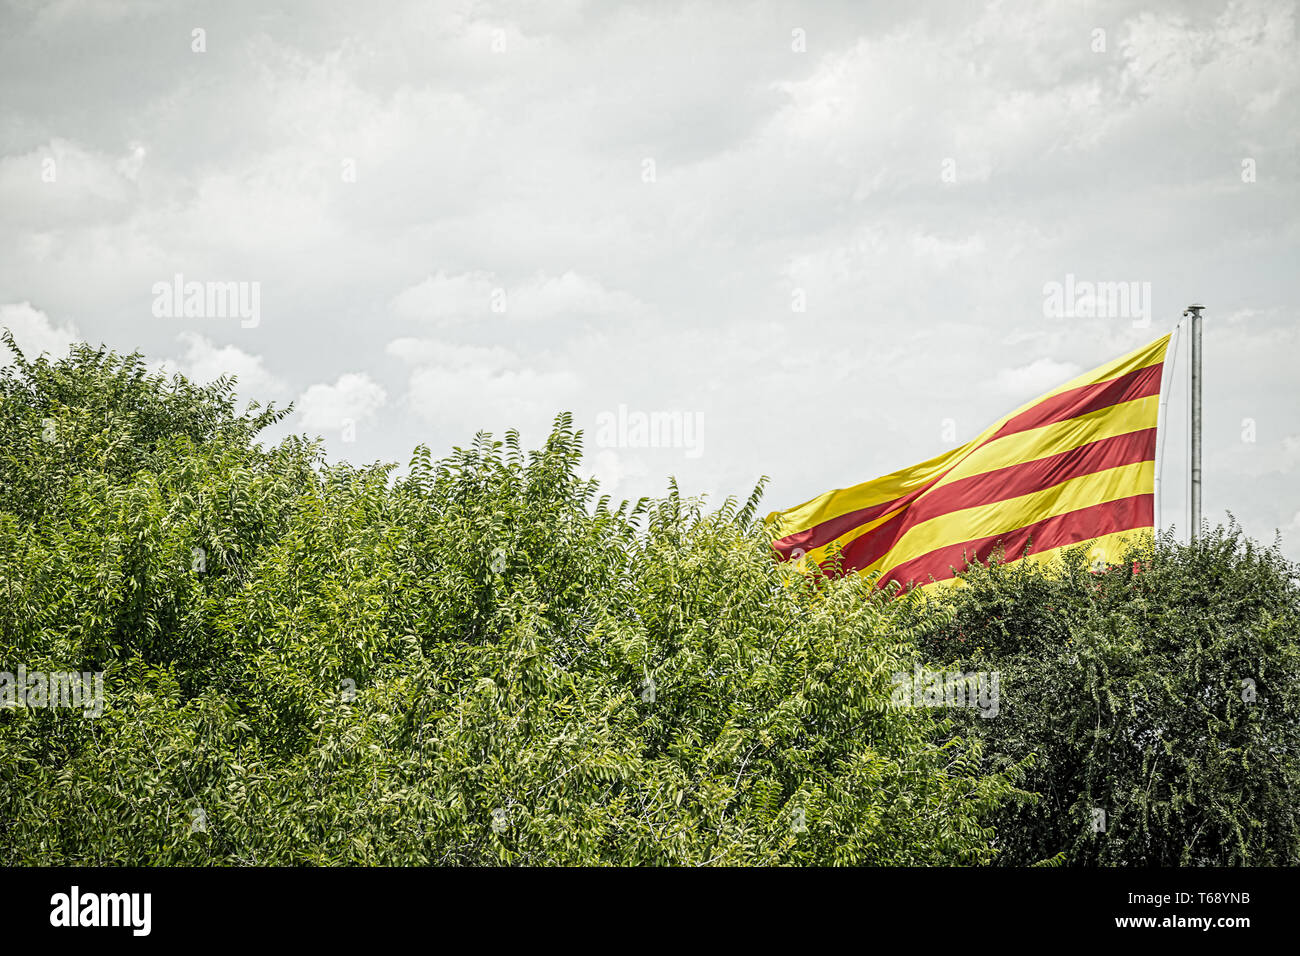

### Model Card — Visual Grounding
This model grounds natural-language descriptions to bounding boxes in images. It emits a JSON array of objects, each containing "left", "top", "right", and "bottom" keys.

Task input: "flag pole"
[{"left": 1183, "top": 303, "right": 1204, "bottom": 542}]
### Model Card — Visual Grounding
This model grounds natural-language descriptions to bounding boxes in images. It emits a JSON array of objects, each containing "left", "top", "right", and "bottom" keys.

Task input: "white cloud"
[
  {"left": 993, "top": 358, "right": 1084, "bottom": 399},
  {"left": 0, "top": 139, "right": 140, "bottom": 227},
  {"left": 910, "top": 232, "right": 988, "bottom": 268},
  {"left": 297, "top": 372, "right": 387, "bottom": 432},
  {"left": 408, "top": 362, "right": 578, "bottom": 427},
  {"left": 390, "top": 272, "right": 497, "bottom": 324},
  {"left": 510, "top": 271, "right": 646, "bottom": 321},
  {"left": 581, "top": 449, "right": 649, "bottom": 498},
  {"left": 394, "top": 336, "right": 580, "bottom": 436},
  {"left": 158, "top": 332, "right": 286, "bottom": 406},
  {"left": 0, "top": 302, "right": 81, "bottom": 359},
  {"left": 1220, "top": 432, "right": 1300, "bottom": 479},
  {"left": 390, "top": 270, "right": 643, "bottom": 325},
  {"left": 386, "top": 338, "right": 515, "bottom": 368},
  {"left": 27, "top": 0, "right": 169, "bottom": 32}
]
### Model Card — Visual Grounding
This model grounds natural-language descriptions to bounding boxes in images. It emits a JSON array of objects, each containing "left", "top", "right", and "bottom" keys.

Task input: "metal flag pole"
[{"left": 1183, "top": 303, "right": 1205, "bottom": 542}]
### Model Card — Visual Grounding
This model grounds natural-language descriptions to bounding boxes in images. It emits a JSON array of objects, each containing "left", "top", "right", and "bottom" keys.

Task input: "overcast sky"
[{"left": 2, "top": 0, "right": 1297, "bottom": 556}]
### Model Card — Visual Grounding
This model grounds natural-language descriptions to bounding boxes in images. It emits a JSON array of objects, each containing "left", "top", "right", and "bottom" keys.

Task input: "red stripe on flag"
[{"left": 876, "top": 493, "right": 1153, "bottom": 592}]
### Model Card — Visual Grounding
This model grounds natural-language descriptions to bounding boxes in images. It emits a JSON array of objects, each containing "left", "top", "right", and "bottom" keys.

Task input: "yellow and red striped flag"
[{"left": 767, "top": 334, "right": 1171, "bottom": 592}]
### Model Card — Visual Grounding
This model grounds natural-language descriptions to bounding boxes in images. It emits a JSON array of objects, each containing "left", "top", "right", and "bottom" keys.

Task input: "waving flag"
[{"left": 767, "top": 334, "right": 1171, "bottom": 592}]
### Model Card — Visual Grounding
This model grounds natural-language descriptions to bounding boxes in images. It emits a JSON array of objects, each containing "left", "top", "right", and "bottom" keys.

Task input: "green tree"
[
  {"left": 903, "top": 528, "right": 1300, "bottom": 865},
  {"left": 0, "top": 337, "right": 1022, "bottom": 865}
]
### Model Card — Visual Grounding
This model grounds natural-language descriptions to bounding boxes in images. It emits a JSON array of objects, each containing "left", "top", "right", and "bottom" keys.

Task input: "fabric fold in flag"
[{"left": 766, "top": 334, "right": 1172, "bottom": 593}]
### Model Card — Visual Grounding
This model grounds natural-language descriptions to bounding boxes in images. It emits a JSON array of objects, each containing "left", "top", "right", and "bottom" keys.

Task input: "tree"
[
  {"left": 0, "top": 338, "right": 1022, "bottom": 865},
  {"left": 903, "top": 528, "right": 1300, "bottom": 865}
]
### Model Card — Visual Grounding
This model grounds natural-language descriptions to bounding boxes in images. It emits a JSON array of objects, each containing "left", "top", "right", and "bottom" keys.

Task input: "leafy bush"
[
  {"left": 0, "top": 338, "right": 1021, "bottom": 865},
  {"left": 903, "top": 528, "right": 1300, "bottom": 865}
]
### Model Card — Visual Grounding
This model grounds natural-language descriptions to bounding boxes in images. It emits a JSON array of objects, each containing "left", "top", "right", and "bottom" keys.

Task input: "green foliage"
[
  {"left": 8, "top": 337, "right": 1295, "bottom": 867},
  {"left": 0, "top": 339, "right": 1022, "bottom": 865},
  {"left": 903, "top": 528, "right": 1300, "bottom": 865}
]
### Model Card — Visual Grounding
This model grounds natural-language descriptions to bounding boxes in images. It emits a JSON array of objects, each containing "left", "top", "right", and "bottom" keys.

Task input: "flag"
[{"left": 767, "top": 334, "right": 1171, "bottom": 592}]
